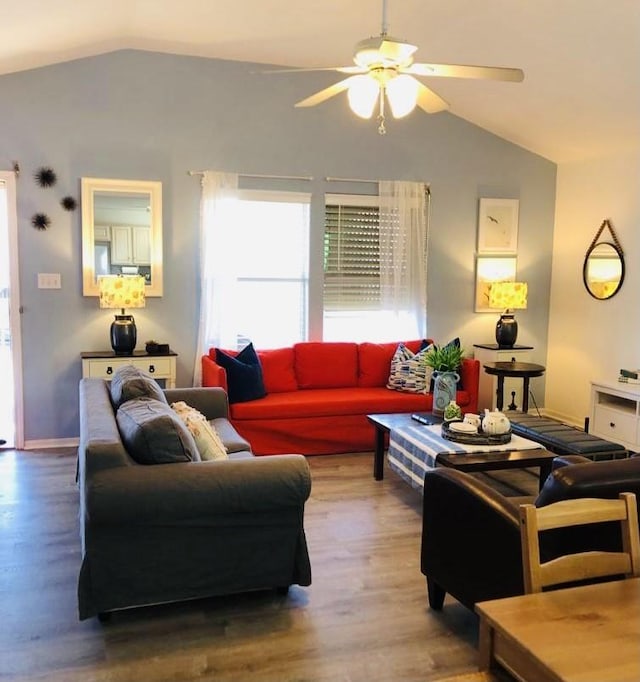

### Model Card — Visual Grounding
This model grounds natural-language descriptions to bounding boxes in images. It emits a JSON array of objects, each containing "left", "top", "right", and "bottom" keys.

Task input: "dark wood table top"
[
  {"left": 483, "top": 361, "right": 546, "bottom": 378},
  {"left": 436, "top": 448, "right": 557, "bottom": 472}
]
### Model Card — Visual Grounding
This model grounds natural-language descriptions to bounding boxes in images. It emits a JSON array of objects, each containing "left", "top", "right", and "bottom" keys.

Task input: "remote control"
[{"left": 411, "top": 414, "right": 431, "bottom": 425}]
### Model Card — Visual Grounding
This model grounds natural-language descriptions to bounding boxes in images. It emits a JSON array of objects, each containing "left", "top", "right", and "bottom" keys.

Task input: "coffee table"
[
  {"left": 368, "top": 412, "right": 439, "bottom": 480},
  {"left": 367, "top": 412, "right": 557, "bottom": 491}
]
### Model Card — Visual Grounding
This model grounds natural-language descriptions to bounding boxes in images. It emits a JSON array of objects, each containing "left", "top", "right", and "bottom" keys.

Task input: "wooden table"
[
  {"left": 437, "top": 449, "right": 556, "bottom": 492},
  {"left": 367, "top": 412, "right": 439, "bottom": 480},
  {"left": 483, "top": 361, "right": 545, "bottom": 412},
  {"left": 476, "top": 577, "right": 640, "bottom": 682},
  {"left": 367, "top": 412, "right": 555, "bottom": 491}
]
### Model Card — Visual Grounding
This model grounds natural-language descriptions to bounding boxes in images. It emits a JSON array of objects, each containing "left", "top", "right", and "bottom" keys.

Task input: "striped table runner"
[{"left": 388, "top": 423, "right": 543, "bottom": 492}]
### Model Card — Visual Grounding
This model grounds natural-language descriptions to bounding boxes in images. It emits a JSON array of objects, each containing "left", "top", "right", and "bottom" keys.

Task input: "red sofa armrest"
[
  {"left": 459, "top": 358, "right": 480, "bottom": 414},
  {"left": 202, "top": 355, "right": 228, "bottom": 391}
]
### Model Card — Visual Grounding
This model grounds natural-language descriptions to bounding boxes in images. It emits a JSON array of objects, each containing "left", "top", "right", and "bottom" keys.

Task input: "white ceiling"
[{"left": 2, "top": 0, "right": 639, "bottom": 163}]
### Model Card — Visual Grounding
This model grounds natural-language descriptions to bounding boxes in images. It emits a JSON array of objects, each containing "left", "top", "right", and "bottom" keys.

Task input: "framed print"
[
  {"left": 475, "top": 255, "right": 517, "bottom": 312},
  {"left": 477, "top": 198, "right": 519, "bottom": 254}
]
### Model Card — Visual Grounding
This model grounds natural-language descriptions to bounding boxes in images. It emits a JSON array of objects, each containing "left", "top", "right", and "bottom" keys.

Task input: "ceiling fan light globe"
[
  {"left": 386, "top": 75, "right": 419, "bottom": 118},
  {"left": 347, "top": 75, "right": 379, "bottom": 119}
]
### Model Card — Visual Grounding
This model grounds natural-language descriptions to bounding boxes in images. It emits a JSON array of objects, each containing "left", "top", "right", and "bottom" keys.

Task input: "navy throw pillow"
[{"left": 215, "top": 342, "right": 267, "bottom": 404}]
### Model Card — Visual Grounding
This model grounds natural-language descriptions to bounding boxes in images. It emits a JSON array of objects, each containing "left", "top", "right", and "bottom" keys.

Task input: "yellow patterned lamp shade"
[
  {"left": 99, "top": 275, "right": 146, "bottom": 311},
  {"left": 98, "top": 276, "right": 145, "bottom": 355},
  {"left": 488, "top": 281, "right": 528, "bottom": 311}
]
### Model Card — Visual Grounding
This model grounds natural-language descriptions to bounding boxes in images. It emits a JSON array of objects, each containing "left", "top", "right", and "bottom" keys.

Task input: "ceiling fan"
[{"left": 268, "top": 0, "right": 524, "bottom": 134}]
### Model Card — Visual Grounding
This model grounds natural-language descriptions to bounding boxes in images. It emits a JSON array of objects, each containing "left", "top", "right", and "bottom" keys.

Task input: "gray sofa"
[{"left": 77, "top": 377, "right": 312, "bottom": 620}]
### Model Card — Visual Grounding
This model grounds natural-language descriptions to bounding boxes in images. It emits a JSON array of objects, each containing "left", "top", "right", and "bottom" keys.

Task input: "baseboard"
[
  {"left": 536, "top": 408, "right": 584, "bottom": 430},
  {"left": 23, "top": 437, "right": 79, "bottom": 450}
]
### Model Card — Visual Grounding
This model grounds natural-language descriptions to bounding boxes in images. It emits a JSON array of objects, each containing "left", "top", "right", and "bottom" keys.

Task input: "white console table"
[
  {"left": 81, "top": 350, "right": 177, "bottom": 389},
  {"left": 590, "top": 380, "right": 640, "bottom": 453}
]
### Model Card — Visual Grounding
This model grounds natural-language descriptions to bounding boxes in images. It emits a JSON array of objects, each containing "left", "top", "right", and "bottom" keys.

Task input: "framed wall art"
[
  {"left": 477, "top": 198, "right": 519, "bottom": 254},
  {"left": 475, "top": 255, "right": 517, "bottom": 312}
]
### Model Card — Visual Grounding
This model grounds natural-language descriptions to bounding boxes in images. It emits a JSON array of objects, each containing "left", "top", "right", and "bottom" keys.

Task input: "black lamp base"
[
  {"left": 110, "top": 314, "right": 137, "bottom": 355},
  {"left": 495, "top": 313, "right": 518, "bottom": 348}
]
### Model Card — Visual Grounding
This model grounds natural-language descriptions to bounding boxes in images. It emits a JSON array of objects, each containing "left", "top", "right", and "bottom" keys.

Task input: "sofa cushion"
[
  {"left": 109, "top": 364, "right": 167, "bottom": 409},
  {"left": 294, "top": 342, "right": 358, "bottom": 389},
  {"left": 215, "top": 343, "right": 266, "bottom": 404},
  {"left": 171, "top": 401, "right": 228, "bottom": 461},
  {"left": 358, "top": 339, "right": 424, "bottom": 387},
  {"left": 257, "top": 347, "right": 298, "bottom": 393},
  {"left": 116, "top": 397, "right": 200, "bottom": 464},
  {"left": 387, "top": 343, "right": 433, "bottom": 393},
  {"left": 230, "top": 386, "right": 435, "bottom": 419}
]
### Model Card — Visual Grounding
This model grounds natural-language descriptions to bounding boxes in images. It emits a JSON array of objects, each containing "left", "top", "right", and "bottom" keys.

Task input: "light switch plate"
[{"left": 37, "top": 273, "right": 61, "bottom": 289}]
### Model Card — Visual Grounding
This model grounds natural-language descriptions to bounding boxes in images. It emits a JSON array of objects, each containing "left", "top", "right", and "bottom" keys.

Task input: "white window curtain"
[
  {"left": 378, "top": 180, "right": 429, "bottom": 339},
  {"left": 193, "top": 171, "right": 239, "bottom": 386}
]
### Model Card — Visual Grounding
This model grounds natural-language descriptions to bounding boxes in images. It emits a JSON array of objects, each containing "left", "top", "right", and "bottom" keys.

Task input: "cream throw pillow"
[
  {"left": 386, "top": 343, "right": 433, "bottom": 394},
  {"left": 171, "top": 401, "right": 229, "bottom": 461}
]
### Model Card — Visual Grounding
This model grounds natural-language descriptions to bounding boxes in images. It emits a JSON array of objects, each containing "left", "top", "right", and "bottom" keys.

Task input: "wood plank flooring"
[{"left": 0, "top": 449, "right": 522, "bottom": 682}]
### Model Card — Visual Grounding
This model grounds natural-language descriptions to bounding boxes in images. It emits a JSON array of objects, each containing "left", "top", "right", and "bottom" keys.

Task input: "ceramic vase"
[{"left": 432, "top": 371, "right": 460, "bottom": 418}]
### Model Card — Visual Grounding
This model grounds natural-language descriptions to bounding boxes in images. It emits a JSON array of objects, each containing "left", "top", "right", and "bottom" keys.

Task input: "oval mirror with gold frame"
[
  {"left": 81, "top": 177, "right": 163, "bottom": 296},
  {"left": 583, "top": 220, "right": 625, "bottom": 300}
]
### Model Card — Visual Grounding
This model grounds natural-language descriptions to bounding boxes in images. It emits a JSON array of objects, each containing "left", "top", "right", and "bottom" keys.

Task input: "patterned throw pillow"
[
  {"left": 171, "top": 401, "right": 229, "bottom": 461},
  {"left": 387, "top": 343, "right": 434, "bottom": 394}
]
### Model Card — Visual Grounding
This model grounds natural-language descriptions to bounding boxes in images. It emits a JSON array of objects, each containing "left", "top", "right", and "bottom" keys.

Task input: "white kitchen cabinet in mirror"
[{"left": 81, "top": 177, "right": 163, "bottom": 296}]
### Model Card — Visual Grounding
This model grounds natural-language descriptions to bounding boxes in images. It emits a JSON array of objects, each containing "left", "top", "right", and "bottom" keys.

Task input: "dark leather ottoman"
[{"left": 509, "top": 413, "right": 628, "bottom": 460}]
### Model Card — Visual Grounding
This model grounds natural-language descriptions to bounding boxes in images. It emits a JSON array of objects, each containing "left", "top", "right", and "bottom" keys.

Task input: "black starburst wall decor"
[
  {"left": 60, "top": 195, "right": 77, "bottom": 211},
  {"left": 34, "top": 166, "right": 57, "bottom": 188},
  {"left": 31, "top": 213, "right": 51, "bottom": 230}
]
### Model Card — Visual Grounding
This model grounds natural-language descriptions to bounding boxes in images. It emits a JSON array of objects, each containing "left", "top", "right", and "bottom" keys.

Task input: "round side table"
[{"left": 483, "top": 361, "right": 546, "bottom": 412}]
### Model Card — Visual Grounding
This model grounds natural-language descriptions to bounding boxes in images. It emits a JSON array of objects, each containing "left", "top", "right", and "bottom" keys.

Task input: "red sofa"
[{"left": 202, "top": 340, "right": 480, "bottom": 455}]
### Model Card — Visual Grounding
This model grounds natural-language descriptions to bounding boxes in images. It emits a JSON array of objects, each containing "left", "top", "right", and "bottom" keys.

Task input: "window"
[
  {"left": 232, "top": 191, "right": 310, "bottom": 349},
  {"left": 323, "top": 193, "right": 421, "bottom": 342}
]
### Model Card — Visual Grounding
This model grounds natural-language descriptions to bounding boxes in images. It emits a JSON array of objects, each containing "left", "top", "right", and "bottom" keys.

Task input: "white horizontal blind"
[{"left": 324, "top": 194, "right": 381, "bottom": 311}]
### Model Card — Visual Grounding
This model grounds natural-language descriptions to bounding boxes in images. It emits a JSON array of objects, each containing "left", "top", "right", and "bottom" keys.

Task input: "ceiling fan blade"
[
  {"left": 407, "top": 63, "right": 524, "bottom": 82},
  {"left": 259, "top": 66, "right": 365, "bottom": 75},
  {"left": 295, "top": 76, "right": 361, "bottom": 108},
  {"left": 415, "top": 81, "right": 449, "bottom": 114}
]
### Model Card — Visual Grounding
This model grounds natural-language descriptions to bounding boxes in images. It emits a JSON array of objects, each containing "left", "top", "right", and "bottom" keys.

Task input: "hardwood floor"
[{"left": 0, "top": 449, "right": 522, "bottom": 682}]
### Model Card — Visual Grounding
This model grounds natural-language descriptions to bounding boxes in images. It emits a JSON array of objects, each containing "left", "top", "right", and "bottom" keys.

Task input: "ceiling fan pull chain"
[{"left": 377, "top": 86, "right": 387, "bottom": 134}]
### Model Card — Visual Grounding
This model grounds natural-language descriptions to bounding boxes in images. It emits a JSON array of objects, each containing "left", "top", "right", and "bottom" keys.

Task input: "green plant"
[{"left": 424, "top": 344, "right": 465, "bottom": 373}]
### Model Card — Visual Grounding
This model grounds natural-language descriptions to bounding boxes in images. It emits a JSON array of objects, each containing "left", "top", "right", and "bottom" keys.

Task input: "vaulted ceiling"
[{"left": 2, "top": 0, "right": 638, "bottom": 163}]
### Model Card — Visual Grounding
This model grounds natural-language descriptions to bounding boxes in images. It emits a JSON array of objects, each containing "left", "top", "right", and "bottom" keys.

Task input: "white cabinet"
[
  {"left": 474, "top": 344, "right": 533, "bottom": 411},
  {"left": 132, "top": 226, "right": 151, "bottom": 264},
  {"left": 81, "top": 351, "right": 177, "bottom": 389},
  {"left": 110, "top": 226, "right": 151, "bottom": 265},
  {"left": 94, "top": 225, "right": 111, "bottom": 241},
  {"left": 590, "top": 380, "right": 640, "bottom": 452}
]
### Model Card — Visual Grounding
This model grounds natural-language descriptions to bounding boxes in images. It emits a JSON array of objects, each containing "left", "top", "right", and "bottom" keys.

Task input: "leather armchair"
[{"left": 420, "top": 454, "right": 640, "bottom": 611}]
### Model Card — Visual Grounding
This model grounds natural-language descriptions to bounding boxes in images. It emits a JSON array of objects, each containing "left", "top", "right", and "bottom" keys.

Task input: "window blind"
[{"left": 324, "top": 200, "right": 382, "bottom": 311}]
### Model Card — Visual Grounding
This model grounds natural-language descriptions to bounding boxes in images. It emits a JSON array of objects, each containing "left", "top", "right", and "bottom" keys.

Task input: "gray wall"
[{"left": 0, "top": 50, "right": 556, "bottom": 443}]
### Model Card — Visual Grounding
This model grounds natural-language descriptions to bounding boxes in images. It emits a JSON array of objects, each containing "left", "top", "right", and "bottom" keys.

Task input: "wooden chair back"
[{"left": 519, "top": 492, "right": 640, "bottom": 593}]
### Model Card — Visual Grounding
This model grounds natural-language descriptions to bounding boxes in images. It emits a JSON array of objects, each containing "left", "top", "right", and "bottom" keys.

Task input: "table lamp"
[
  {"left": 489, "top": 281, "right": 528, "bottom": 348},
  {"left": 98, "top": 275, "right": 146, "bottom": 355}
]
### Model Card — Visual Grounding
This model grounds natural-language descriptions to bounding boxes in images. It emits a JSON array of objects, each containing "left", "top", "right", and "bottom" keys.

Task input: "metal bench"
[{"left": 509, "top": 413, "right": 628, "bottom": 460}]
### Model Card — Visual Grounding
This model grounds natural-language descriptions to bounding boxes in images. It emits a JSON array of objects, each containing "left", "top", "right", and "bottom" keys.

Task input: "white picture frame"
[
  {"left": 475, "top": 255, "right": 517, "bottom": 312},
  {"left": 477, "top": 198, "right": 519, "bottom": 254}
]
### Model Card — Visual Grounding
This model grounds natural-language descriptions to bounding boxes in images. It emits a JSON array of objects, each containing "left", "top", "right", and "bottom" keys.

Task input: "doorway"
[{"left": 0, "top": 171, "right": 24, "bottom": 449}]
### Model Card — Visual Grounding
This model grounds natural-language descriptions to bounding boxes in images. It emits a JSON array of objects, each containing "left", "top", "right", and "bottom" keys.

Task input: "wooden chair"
[{"left": 519, "top": 492, "right": 640, "bottom": 593}]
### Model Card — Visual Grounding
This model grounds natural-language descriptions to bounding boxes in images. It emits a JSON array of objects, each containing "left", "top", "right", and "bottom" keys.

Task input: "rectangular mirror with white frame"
[{"left": 81, "top": 177, "right": 163, "bottom": 296}]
